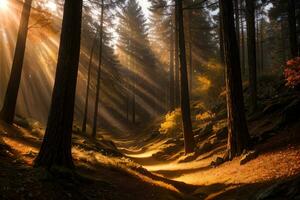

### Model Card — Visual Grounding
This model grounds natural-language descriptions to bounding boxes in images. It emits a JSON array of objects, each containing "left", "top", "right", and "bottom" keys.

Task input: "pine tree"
[
  {"left": 288, "top": 0, "right": 298, "bottom": 57},
  {"left": 0, "top": 0, "right": 32, "bottom": 124},
  {"left": 117, "top": 0, "right": 159, "bottom": 123},
  {"left": 219, "top": 0, "right": 251, "bottom": 159},
  {"left": 82, "top": 31, "right": 98, "bottom": 134},
  {"left": 176, "top": 0, "right": 195, "bottom": 154},
  {"left": 149, "top": 0, "right": 175, "bottom": 111},
  {"left": 92, "top": 0, "right": 105, "bottom": 138},
  {"left": 246, "top": 0, "right": 257, "bottom": 112},
  {"left": 35, "top": 0, "right": 83, "bottom": 168}
]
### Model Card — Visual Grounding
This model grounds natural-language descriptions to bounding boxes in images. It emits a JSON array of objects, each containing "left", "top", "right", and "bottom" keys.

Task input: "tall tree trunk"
[
  {"left": 240, "top": 5, "right": 246, "bottom": 76},
  {"left": 169, "top": 22, "right": 175, "bottom": 111},
  {"left": 256, "top": 12, "right": 260, "bottom": 73},
  {"left": 34, "top": 0, "right": 83, "bottom": 168},
  {"left": 92, "top": 1, "right": 104, "bottom": 138},
  {"left": 234, "top": 0, "right": 240, "bottom": 48},
  {"left": 260, "top": 17, "right": 264, "bottom": 72},
  {"left": 126, "top": 92, "right": 129, "bottom": 121},
  {"left": 219, "top": 4, "right": 226, "bottom": 85},
  {"left": 174, "top": 5, "right": 180, "bottom": 107},
  {"left": 188, "top": 11, "right": 193, "bottom": 93},
  {"left": 245, "top": 0, "right": 257, "bottom": 112},
  {"left": 219, "top": 0, "right": 250, "bottom": 160},
  {"left": 288, "top": 0, "right": 298, "bottom": 57},
  {"left": 176, "top": 0, "right": 195, "bottom": 154},
  {"left": 281, "top": 20, "right": 287, "bottom": 63},
  {"left": 82, "top": 33, "right": 97, "bottom": 134},
  {"left": 0, "top": 0, "right": 32, "bottom": 124},
  {"left": 132, "top": 65, "right": 136, "bottom": 124}
]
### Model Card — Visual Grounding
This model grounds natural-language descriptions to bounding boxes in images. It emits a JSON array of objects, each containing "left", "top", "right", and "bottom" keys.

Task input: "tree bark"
[
  {"left": 92, "top": 0, "right": 104, "bottom": 138},
  {"left": 281, "top": 20, "right": 287, "bottom": 63},
  {"left": 169, "top": 22, "right": 175, "bottom": 111},
  {"left": 34, "top": 0, "right": 83, "bottom": 168},
  {"left": 245, "top": 0, "right": 257, "bottom": 112},
  {"left": 288, "top": 0, "right": 298, "bottom": 58},
  {"left": 176, "top": 0, "right": 195, "bottom": 154},
  {"left": 260, "top": 17, "right": 264, "bottom": 72},
  {"left": 82, "top": 32, "right": 97, "bottom": 134},
  {"left": 132, "top": 61, "right": 136, "bottom": 124},
  {"left": 240, "top": 0, "right": 246, "bottom": 76},
  {"left": 174, "top": 5, "right": 180, "bottom": 107},
  {"left": 234, "top": 0, "right": 240, "bottom": 48},
  {"left": 256, "top": 12, "right": 260, "bottom": 73},
  {"left": 219, "top": 0, "right": 250, "bottom": 159},
  {"left": 188, "top": 10, "right": 193, "bottom": 93},
  {"left": 0, "top": 0, "right": 32, "bottom": 124},
  {"left": 219, "top": 3, "right": 226, "bottom": 84}
]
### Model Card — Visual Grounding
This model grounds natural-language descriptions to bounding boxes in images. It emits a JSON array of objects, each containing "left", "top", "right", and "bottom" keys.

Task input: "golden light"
[
  {"left": 45, "top": 1, "right": 57, "bottom": 12},
  {"left": 0, "top": 0, "right": 8, "bottom": 11}
]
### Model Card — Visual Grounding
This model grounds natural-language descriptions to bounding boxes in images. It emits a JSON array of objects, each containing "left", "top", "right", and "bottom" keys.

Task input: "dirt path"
[{"left": 107, "top": 127, "right": 300, "bottom": 200}]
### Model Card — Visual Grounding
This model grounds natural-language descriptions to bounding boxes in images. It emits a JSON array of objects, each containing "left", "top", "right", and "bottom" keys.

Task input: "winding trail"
[{"left": 104, "top": 128, "right": 300, "bottom": 199}]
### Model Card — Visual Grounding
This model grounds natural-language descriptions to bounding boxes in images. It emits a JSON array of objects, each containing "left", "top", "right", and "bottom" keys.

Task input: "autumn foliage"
[{"left": 284, "top": 57, "right": 300, "bottom": 88}]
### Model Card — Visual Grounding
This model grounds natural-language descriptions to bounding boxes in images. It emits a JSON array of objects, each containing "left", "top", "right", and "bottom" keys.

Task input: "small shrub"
[
  {"left": 284, "top": 57, "right": 300, "bottom": 88},
  {"left": 159, "top": 109, "right": 181, "bottom": 135}
]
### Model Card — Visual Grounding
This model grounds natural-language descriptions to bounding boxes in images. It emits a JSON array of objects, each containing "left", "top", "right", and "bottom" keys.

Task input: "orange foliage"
[{"left": 284, "top": 57, "right": 300, "bottom": 88}]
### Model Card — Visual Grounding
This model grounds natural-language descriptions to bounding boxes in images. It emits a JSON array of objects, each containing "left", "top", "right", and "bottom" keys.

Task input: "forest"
[{"left": 0, "top": 0, "right": 299, "bottom": 199}]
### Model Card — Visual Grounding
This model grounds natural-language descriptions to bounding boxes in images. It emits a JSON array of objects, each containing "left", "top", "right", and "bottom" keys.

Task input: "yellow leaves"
[
  {"left": 195, "top": 75, "right": 212, "bottom": 93},
  {"left": 195, "top": 111, "right": 215, "bottom": 121},
  {"left": 159, "top": 109, "right": 181, "bottom": 135}
]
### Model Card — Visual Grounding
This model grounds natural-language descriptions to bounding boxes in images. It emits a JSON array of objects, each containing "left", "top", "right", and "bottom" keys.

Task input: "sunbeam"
[{"left": 0, "top": 0, "right": 8, "bottom": 11}]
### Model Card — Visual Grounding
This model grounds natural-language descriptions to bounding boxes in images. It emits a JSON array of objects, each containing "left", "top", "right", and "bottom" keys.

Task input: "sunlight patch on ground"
[
  {"left": 126, "top": 149, "right": 160, "bottom": 158},
  {"left": 174, "top": 147, "right": 300, "bottom": 186}
]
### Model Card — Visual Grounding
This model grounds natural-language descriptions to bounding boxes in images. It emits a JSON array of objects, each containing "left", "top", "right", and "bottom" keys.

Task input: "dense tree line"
[{"left": 0, "top": 0, "right": 299, "bottom": 167}]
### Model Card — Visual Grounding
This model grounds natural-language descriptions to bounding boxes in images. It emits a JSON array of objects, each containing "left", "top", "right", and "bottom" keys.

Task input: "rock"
[
  {"left": 260, "top": 130, "right": 276, "bottom": 143},
  {"left": 209, "top": 137, "right": 218, "bottom": 145},
  {"left": 282, "top": 99, "right": 300, "bottom": 123},
  {"left": 0, "top": 130, "right": 8, "bottom": 135},
  {"left": 178, "top": 152, "right": 198, "bottom": 163},
  {"left": 200, "top": 123, "right": 213, "bottom": 137},
  {"left": 198, "top": 141, "right": 213, "bottom": 153},
  {"left": 211, "top": 157, "right": 224, "bottom": 167},
  {"left": 240, "top": 150, "right": 258, "bottom": 165},
  {"left": 25, "top": 150, "right": 36, "bottom": 157},
  {"left": 193, "top": 127, "right": 202, "bottom": 136},
  {"left": 215, "top": 127, "right": 227, "bottom": 140},
  {"left": 263, "top": 101, "right": 284, "bottom": 114}
]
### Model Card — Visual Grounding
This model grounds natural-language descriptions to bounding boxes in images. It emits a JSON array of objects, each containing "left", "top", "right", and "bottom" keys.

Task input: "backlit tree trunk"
[
  {"left": 174, "top": 5, "right": 180, "bottom": 107},
  {"left": 260, "top": 17, "right": 264, "bottom": 72},
  {"left": 0, "top": 0, "right": 32, "bottom": 124},
  {"left": 82, "top": 33, "right": 97, "bottom": 134},
  {"left": 92, "top": 0, "right": 104, "bottom": 138},
  {"left": 240, "top": 0, "right": 246, "bottom": 75},
  {"left": 234, "top": 0, "right": 240, "bottom": 48},
  {"left": 288, "top": 0, "right": 298, "bottom": 57},
  {"left": 176, "top": 0, "right": 195, "bottom": 154},
  {"left": 35, "top": 0, "right": 83, "bottom": 168},
  {"left": 219, "top": 8, "right": 225, "bottom": 65},
  {"left": 169, "top": 22, "right": 175, "bottom": 111},
  {"left": 219, "top": 0, "right": 250, "bottom": 159},
  {"left": 188, "top": 10, "right": 193, "bottom": 93},
  {"left": 245, "top": 0, "right": 257, "bottom": 112}
]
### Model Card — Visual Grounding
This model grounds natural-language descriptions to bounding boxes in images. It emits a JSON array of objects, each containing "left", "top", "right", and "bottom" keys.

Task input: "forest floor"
[
  {"left": 107, "top": 123, "right": 300, "bottom": 199},
  {"left": 104, "top": 79, "right": 300, "bottom": 199},
  {"left": 0, "top": 121, "right": 197, "bottom": 200},
  {"left": 1, "top": 79, "right": 300, "bottom": 200}
]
